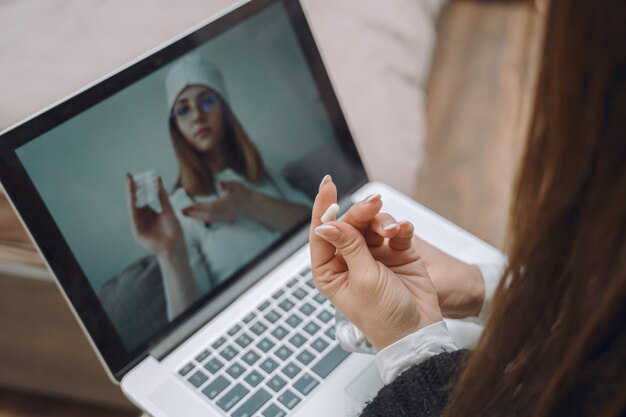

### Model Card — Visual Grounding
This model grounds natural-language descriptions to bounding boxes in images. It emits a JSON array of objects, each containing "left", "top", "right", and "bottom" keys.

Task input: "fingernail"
[
  {"left": 319, "top": 174, "right": 332, "bottom": 191},
  {"left": 398, "top": 220, "right": 415, "bottom": 232},
  {"left": 383, "top": 223, "right": 399, "bottom": 231},
  {"left": 364, "top": 194, "right": 381, "bottom": 204},
  {"left": 314, "top": 225, "right": 341, "bottom": 241},
  {"left": 321, "top": 203, "right": 340, "bottom": 223}
]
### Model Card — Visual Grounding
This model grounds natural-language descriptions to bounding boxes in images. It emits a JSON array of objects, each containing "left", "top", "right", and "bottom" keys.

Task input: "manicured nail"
[
  {"left": 321, "top": 203, "right": 340, "bottom": 223},
  {"left": 383, "top": 223, "right": 399, "bottom": 231},
  {"left": 319, "top": 174, "right": 332, "bottom": 191},
  {"left": 314, "top": 225, "right": 341, "bottom": 241},
  {"left": 365, "top": 194, "right": 381, "bottom": 204},
  {"left": 398, "top": 220, "right": 415, "bottom": 233}
]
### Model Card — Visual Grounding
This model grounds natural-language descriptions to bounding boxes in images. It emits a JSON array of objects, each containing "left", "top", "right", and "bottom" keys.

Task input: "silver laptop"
[{"left": 0, "top": 0, "right": 502, "bottom": 416}]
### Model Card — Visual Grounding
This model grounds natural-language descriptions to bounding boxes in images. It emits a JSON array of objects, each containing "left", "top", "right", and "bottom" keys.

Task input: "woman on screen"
[{"left": 127, "top": 55, "right": 311, "bottom": 320}]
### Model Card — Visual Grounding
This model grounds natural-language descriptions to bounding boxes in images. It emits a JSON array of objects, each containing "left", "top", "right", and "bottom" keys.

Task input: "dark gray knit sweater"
[{"left": 360, "top": 349, "right": 467, "bottom": 417}]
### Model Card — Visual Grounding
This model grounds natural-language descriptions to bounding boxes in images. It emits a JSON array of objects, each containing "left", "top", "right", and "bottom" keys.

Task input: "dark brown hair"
[
  {"left": 443, "top": 1, "right": 626, "bottom": 416},
  {"left": 169, "top": 93, "right": 265, "bottom": 195}
]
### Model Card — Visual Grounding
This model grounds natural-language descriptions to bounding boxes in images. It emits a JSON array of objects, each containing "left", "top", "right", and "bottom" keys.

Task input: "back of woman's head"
[{"left": 443, "top": 1, "right": 626, "bottom": 416}]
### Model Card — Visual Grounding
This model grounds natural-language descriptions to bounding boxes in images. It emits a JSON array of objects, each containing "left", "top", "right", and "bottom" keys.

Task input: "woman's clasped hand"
[{"left": 309, "top": 175, "right": 485, "bottom": 351}]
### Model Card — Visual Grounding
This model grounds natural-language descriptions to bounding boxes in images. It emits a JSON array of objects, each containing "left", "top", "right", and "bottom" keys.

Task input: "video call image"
[{"left": 16, "top": 3, "right": 363, "bottom": 351}]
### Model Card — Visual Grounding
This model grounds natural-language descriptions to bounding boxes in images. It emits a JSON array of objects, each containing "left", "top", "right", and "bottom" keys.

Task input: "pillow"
[{"left": 301, "top": 0, "right": 449, "bottom": 195}]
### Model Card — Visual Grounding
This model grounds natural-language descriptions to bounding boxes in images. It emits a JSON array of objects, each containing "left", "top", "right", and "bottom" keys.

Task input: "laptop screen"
[{"left": 1, "top": 0, "right": 365, "bottom": 377}]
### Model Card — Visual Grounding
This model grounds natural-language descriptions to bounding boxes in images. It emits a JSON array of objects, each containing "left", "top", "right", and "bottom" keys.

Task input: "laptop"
[{"left": 0, "top": 0, "right": 503, "bottom": 416}]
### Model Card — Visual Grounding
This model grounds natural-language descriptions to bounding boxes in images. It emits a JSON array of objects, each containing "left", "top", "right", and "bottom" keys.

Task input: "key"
[
  {"left": 226, "top": 362, "right": 246, "bottom": 379},
  {"left": 212, "top": 336, "right": 227, "bottom": 350},
  {"left": 195, "top": 349, "right": 210, "bottom": 363},
  {"left": 216, "top": 383, "right": 249, "bottom": 412},
  {"left": 311, "top": 337, "right": 329, "bottom": 353},
  {"left": 279, "top": 299, "right": 295, "bottom": 312},
  {"left": 299, "top": 303, "right": 315, "bottom": 316},
  {"left": 275, "top": 345, "right": 293, "bottom": 361},
  {"left": 243, "top": 312, "right": 256, "bottom": 324},
  {"left": 278, "top": 389, "right": 301, "bottom": 410},
  {"left": 289, "top": 333, "right": 307, "bottom": 348},
  {"left": 201, "top": 375, "right": 230, "bottom": 399},
  {"left": 281, "top": 362, "right": 302, "bottom": 379},
  {"left": 244, "top": 370, "right": 264, "bottom": 387},
  {"left": 293, "top": 373, "right": 319, "bottom": 396},
  {"left": 296, "top": 349, "right": 315, "bottom": 366},
  {"left": 257, "top": 337, "right": 275, "bottom": 353},
  {"left": 228, "top": 324, "right": 242, "bottom": 336},
  {"left": 235, "top": 333, "right": 254, "bottom": 348},
  {"left": 204, "top": 357, "right": 224, "bottom": 374},
  {"left": 292, "top": 288, "right": 307, "bottom": 300},
  {"left": 260, "top": 358, "right": 279, "bottom": 374},
  {"left": 188, "top": 370, "right": 208, "bottom": 388},
  {"left": 220, "top": 345, "right": 239, "bottom": 361},
  {"left": 267, "top": 375, "right": 287, "bottom": 392},
  {"left": 317, "top": 310, "right": 333, "bottom": 323},
  {"left": 250, "top": 321, "right": 268, "bottom": 336},
  {"left": 286, "top": 314, "right": 303, "bottom": 328},
  {"left": 178, "top": 362, "right": 194, "bottom": 376},
  {"left": 325, "top": 326, "right": 336, "bottom": 340},
  {"left": 303, "top": 321, "right": 321, "bottom": 335},
  {"left": 311, "top": 345, "right": 351, "bottom": 378},
  {"left": 232, "top": 388, "right": 272, "bottom": 417},
  {"left": 264, "top": 310, "right": 281, "bottom": 324},
  {"left": 262, "top": 403, "right": 287, "bottom": 417},
  {"left": 313, "top": 293, "right": 327, "bottom": 304},
  {"left": 242, "top": 350, "right": 261, "bottom": 366},
  {"left": 271, "top": 325, "right": 289, "bottom": 340}
]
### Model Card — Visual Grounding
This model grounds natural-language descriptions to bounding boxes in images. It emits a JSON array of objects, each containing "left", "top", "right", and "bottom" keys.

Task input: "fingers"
[
  {"left": 157, "top": 177, "right": 175, "bottom": 214},
  {"left": 313, "top": 219, "right": 379, "bottom": 280},
  {"left": 126, "top": 173, "right": 136, "bottom": 204},
  {"left": 309, "top": 175, "right": 338, "bottom": 270},
  {"left": 388, "top": 221, "right": 415, "bottom": 251},
  {"left": 218, "top": 181, "right": 238, "bottom": 193},
  {"left": 363, "top": 214, "right": 415, "bottom": 251},
  {"left": 126, "top": 174, "right": 140, "bottom": 222},
  {"left": 182, "top": 201, "right": 232, "bottom": 223},
  {"left": 339, "top": 194, "right": 383, "bottom": 234},
  {"left": 364, "top": 213, "right": 400, "bottom": 246}
]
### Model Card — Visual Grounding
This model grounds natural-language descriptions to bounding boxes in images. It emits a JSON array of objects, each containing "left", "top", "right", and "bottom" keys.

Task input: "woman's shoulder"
[{"left": 360, "top": 349, "right": 469, "bottom": 417}]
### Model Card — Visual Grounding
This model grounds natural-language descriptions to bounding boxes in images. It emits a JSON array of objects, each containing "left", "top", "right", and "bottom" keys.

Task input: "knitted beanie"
[{"left": 165, "top": 55, "right": 229, "bottom": 111}]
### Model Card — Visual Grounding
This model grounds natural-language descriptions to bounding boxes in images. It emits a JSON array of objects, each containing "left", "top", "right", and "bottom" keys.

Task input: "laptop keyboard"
[{"left": 176, "top": 266, "right": 350, "bottom": 417}]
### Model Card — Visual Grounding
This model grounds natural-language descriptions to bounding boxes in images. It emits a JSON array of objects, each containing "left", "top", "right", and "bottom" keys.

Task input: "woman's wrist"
[
  {"left": 158, "top": 238, "right": 187, "bottom": 260},
  {"left": 239, "top": 187, "right": 258, "bottom": 218},
  {"left": 465, "top": 264, "right": 485, "bottom": 317}
]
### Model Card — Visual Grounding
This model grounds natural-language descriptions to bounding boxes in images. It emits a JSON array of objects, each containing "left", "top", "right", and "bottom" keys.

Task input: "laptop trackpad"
[{"left": 345, "top": 362, "right": 384, "bottom": 403}]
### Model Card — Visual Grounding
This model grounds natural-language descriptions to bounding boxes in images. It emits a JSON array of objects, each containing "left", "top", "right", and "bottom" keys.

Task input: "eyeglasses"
[{"left": 171, "top": 94, "right": 218, "bottom": 120}]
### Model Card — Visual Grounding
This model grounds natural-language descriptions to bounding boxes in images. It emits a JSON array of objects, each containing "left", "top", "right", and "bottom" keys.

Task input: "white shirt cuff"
[{"left": 375, "top": 321, "right": 458, "bottom": 384}]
